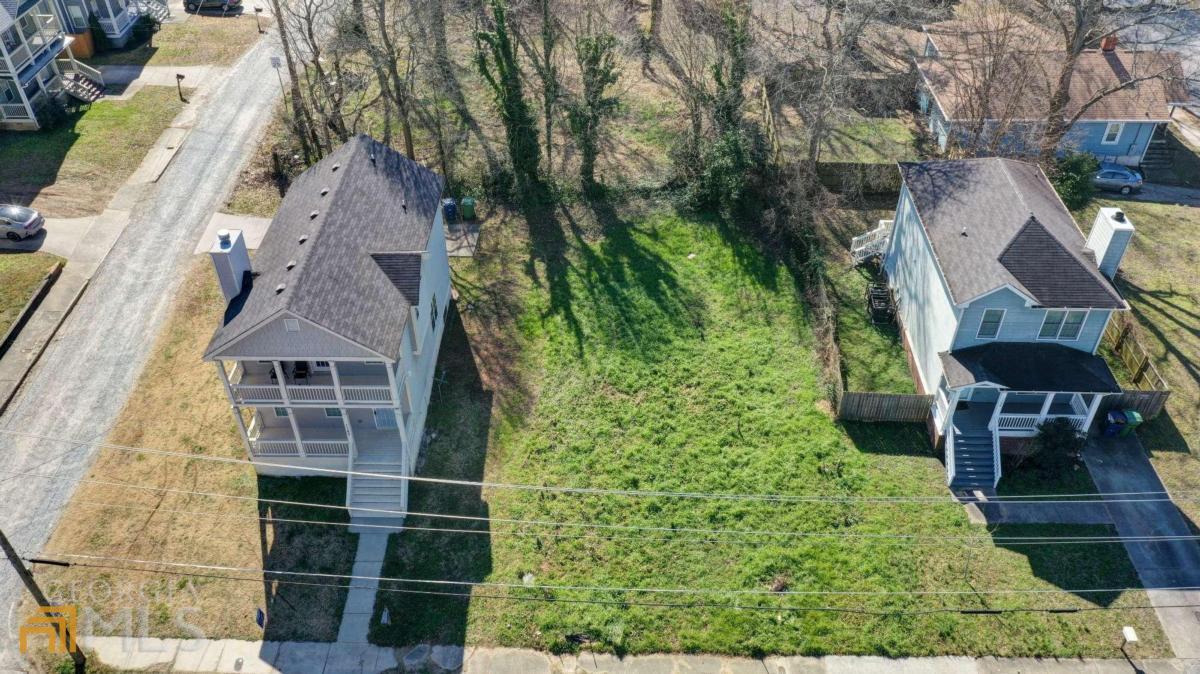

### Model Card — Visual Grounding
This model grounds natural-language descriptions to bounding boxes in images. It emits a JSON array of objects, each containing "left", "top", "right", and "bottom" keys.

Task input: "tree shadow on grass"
[
  {"left": 256, "top": 476, "right": 357, "bottom": 642},
  {"left": 369, "top": 303, "right": 494, "bottom": 645},
  {"left": 991, "top": 524, "right": 1140, "bottom": 606},
  {"left": 841, "top": 421, "right": 932, "bottom": 457}
]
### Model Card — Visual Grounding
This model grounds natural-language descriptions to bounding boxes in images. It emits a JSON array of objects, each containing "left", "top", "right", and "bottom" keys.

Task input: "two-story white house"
[
  {"left": 0, "top": 0, "right": 106, "bottom": 129},
  {"left": 203, "top": 135, "right": 452, "bottom": 523},
  {"left": 858, "top": 158, "right": 1133, "bottom": 490}
]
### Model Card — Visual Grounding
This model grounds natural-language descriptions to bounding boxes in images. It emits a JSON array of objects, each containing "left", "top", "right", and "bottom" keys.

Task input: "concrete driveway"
[
  {"left": 0, "top": 216, "right": 93, "bottom": 258},
  {"left": 1083, "top": 432, "right": 1200, "bottom": 658}
]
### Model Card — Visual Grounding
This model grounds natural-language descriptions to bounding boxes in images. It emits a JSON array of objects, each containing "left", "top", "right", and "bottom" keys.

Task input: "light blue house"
[
  {"left": 915, "top": 23, "right": 1190, "bottom": 166},
  {"left": 855, "top": 158, "right": 1134, "bottom": 490}
]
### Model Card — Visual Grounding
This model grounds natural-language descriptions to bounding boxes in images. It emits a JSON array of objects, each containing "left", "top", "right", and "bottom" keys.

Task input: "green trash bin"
[
  {"left": 1119, "top": 409, "right": 1144, "bottom": 437},
  {"left": 460, "top": 197, "right": 477, "bottom": 221}
]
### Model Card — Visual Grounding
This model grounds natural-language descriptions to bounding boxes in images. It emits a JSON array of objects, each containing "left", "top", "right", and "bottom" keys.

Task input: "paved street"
[
  {"left": 0, "top": 31, "right": 281, "bottom": 672},
  {"left": 1129, "top": 183, "right": 1200, "bottom": 207}
]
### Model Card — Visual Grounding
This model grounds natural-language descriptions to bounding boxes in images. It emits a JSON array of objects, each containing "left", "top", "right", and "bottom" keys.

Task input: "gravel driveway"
[{"left": 0, "top": 33, "right": 281, "bottom": 671}]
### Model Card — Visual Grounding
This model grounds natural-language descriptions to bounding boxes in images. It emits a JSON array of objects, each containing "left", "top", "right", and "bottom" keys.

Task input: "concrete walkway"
[
  {"left": 335, "top": 534, "right": 389, "bottom": 644},
  {"left": 74, "top": 637, "right": 1200, "bottom": 674},
  {"left": 99, "top": 65, "right": 222, "bottom": 100},
  {"left": 1083, "top": 433, "right": 1200, "bottom": 659}
]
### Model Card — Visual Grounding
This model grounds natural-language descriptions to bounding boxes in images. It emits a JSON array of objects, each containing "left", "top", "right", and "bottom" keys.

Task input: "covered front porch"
[{"left": 951, "top": 388, "right": 1104, "bottom": 437}]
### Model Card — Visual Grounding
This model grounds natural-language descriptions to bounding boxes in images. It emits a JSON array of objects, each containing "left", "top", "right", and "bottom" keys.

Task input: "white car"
[{"left": 0, "top": 204, "right": 45, "bottom": 241}]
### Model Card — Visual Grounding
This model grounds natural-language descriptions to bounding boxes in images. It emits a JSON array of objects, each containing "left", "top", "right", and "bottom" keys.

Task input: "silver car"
[
  {"left": 1092, "top": 163, "right": 1143, "bottom": 195},
  {"left": 0, "top": 204, "right": 44, "bottom": 241}
]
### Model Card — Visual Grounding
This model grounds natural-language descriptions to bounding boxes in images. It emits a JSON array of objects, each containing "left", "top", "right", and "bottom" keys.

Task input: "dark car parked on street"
[
  {"left": 184, "top": 0, "right": 241, "bottom": 12},
  {"left": 1092, "top": 162, "right": 1144, "bottom": 195}
]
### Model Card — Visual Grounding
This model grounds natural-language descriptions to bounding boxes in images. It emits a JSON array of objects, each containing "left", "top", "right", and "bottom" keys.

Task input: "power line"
[
  {"left": 63, "top": 497, "right": 1200, "bottom": 547},
  {"left": 53, "top": 560, "right": 1200, "bottom": 617},
  {"left": 36, "top": 552, "right": 1200, "bottom": 598},
  {"left": 11, "top": 468, "right": 1200, "bottom": 546},
  {"left": 0, "top": 428, "right": 1189, "bottom": 505}
]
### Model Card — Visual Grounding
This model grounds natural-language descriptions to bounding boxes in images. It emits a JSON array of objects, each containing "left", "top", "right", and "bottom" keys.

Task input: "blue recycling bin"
[
  {"left": 441, "top": 198, "right": 458, "bottom": 223},
  {"left": 1103, "top": 410, "right": 1127, "bottom": 437}
]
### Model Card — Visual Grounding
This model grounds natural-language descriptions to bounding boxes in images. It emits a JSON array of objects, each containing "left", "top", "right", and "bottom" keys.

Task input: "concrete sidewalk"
[{"left": 74, "top": 637, "right": 1200, "bottom": 674}]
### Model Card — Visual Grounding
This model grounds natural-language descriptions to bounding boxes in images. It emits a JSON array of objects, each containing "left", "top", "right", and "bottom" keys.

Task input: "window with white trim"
[
  {"left": 274, "top": 407, "right": 289, "bottom": 417},
  {"left": 283, "top": 318, "right": 300, "bottom": 332},
  {"left": 1102, "top": 122, "right": 1123, "bottom": 145},
  {"left": 313, "top": 360, "right": 331, "bottom": 370},
  {"left": 976, "top": 309, "right": 1005, "bottom": 339},
  {"left": 324, "top": 408, "right": 342, "bottom": 417},
  {"left": 1039, "top": 309, "right": 1088, "bottom": 340}
]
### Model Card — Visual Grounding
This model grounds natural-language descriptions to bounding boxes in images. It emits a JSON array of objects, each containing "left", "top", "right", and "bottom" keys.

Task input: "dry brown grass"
[{"left": 36, "top": 258, "right": 355, "bottom": 642}]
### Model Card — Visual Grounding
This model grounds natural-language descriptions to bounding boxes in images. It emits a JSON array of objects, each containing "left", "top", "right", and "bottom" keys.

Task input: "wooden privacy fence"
[
  {"left": 1101, "top": 316, "right": 1171, "bottom": 419},
  {"left": 838, "top": 391, "right": 933, "bottom": 423}
]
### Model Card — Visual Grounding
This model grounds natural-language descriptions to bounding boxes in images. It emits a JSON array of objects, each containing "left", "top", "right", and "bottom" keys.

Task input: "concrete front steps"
[{"left": 950, "top": 430, "right": 997, "bottom": 489}]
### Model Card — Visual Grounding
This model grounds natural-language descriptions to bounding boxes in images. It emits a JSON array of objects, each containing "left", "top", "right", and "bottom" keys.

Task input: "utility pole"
[{"left": 0, "top": 528, "right": 86, "bottom": 674}]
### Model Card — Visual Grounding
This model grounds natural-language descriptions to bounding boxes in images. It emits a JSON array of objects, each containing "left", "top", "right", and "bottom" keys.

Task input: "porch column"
[
  {"left": 329, "top": 361, "right": 345, "bottom": 405},
  {"left": 285, "top": 408, "right": 305, "bottom": 458},
  {"left": 1037, "top": 392, "right": 1054, "bottom": 425},
  {"left": 273, "top": 360, "right": 290, "bottom": 404},
  {"left": 1082, "top": 393, "right": 1105, "bottom": 432},
  {"left": 215, "top": 361, "right": 253, "bottom": 457},
  {"left": 988, "top": 390, "right": 1008, "bottom": 431},
  {"left": 386, "top": 361, "right": 400, "bottom": 409},
  {"left": 340, "top": 412, "right": 355, "bottom": 460}
]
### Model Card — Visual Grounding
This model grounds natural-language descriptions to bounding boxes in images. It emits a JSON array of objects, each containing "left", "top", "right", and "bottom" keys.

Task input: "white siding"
[{"left": 885, "top": 186, "right": 958, "bottom": 393}]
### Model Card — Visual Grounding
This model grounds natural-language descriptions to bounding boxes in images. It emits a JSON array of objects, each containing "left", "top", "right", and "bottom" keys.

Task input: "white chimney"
[
  {"left": 1086, "top": 207, "right": 1134, "bottom": 280},
  {"left": 209, "top": 229, "right": 252, "bottom": 302}
]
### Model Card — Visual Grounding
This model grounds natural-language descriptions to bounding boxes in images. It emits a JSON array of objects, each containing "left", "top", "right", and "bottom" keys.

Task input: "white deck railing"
[
  {"left": 250, "top": 438, "right": 350, "bottom": 457},
  {"left": 995, "top": 413, "right": 1086, "bottom": 433},
  {"left": 850, "top": 220, "right": 893, "bottom": 263},
  {"left": 253, "top": 440, "right": 299, "bottom": 456},
  {"left": 286, "top": 385, "right": 338, "bottom": 402},
  {"left": 232, "top": 382, "right": 392, "bottom": 405},
  {"left": 232, "top": 385, "right": 285, "bottom": 404},
  {"left": 343, "top": 386, "right": 392, "bottom": 403},
  {"left": 302, "top": 440, "right": 350, "bottom": 456},
  {"left": 59, "top": 58, "right": 105, "bottom": 86}
]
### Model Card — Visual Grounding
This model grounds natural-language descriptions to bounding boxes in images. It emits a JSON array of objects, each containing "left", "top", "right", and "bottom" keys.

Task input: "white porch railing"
[
  {"left": 343, "top": 386, "right": 392, "bottom": 403},
  {"left": 253, "top": 440, "right": 300, "bottom": 456},
  {"left": 286, "top": 385, "right": 338, "bottom": 403},
  {"left": 991, "top": 432, "right": 1001, "bottom": 488},
  {"left": 97, "top": 7, "right": 134, "bottom": 37},
  {"left": 58, "top": 58, "right": 105, "bottom": 86},
  {"left": 5, "top": 43, "right": 33, "bottom": 72},
  {"left": 232, "top": 385, "right": 285, "bottom": 404},
  {"left": 250, "top": 438, "right": 350, "bottom": 457},
  {"left": 945, "top": 426, "right": 956, "bottom": 486},
  {"left": 995, "top": 414, "right": 1087, "bottom": 433},
  {"left": 850, "top": 219, "right": 893, "bottom": 263}
]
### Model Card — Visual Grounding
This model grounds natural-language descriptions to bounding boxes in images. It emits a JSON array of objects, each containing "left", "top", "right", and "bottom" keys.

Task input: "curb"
[{"left": 0, "top": 277, "right": 90, "bottom": 416}]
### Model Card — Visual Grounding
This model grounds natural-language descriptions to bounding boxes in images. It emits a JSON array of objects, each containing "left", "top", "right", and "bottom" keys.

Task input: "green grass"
[
  {"left": 371, "top": 206, "right": 1166, "bottom": 657},
  {"left": 1074, "top": 198, "right": 1200, "bottom": 526},
  {"left": 819, "top": 116, "right": 918, "bottom": 164},
  {"left": 0, "top": 252, "right": 62, "bottom": 336},
  {"left": 828, "top": 262, "right": 914, "bottom": 393},
  {"left": 86, "top": 14, "right": 265, "bottom": 67},
  {"left": 0, "top": 87, "right": 185, "bottom": 216}
]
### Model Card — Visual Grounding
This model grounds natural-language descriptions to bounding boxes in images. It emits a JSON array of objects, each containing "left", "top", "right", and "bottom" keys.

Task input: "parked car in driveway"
[
  {"left": 184, "top": 0, "right": 240, "bottom": 11},
  {"left": 0, "top": 205, "right": 45, "bottom": 241},
  {"left": 1093, "top": 163, "right": 1144, "bottom": 195}
]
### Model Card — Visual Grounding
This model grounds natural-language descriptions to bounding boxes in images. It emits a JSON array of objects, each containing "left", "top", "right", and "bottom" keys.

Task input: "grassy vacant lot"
[
  {"left": 0, "top": 87, "right": 184, "bottom": 217},
  {"left": 371, "top": 205, "right": 1164, "bottom": 657},
  {"left": 223, "top": 113, "right": 290, "bottom": 217},
  {"left": 36, "top": 258, "right": 356, "bottom": 642},
  {"left": 0, "top": 252, "right": 62, "bottom": 336},
  {"left": 86, "top": 14, "right": 265, "bottom": 67},
  {"left": 819, "top": 115, "right": 918, "bottom": 164},
  {"left": 1075, "top": 198, "right": 1200, "bottom": 525}
]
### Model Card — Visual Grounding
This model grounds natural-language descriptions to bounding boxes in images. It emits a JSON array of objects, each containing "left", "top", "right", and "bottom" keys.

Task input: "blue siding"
[
  {"left": 1061, "top": 121, "right": 1158, "bottom": 166},
  {"left": 885, "top": 186, "right": 959, "bottom": 393},
  {"left": 953, "top": 288, "right": 1111, "bottom": 353}
]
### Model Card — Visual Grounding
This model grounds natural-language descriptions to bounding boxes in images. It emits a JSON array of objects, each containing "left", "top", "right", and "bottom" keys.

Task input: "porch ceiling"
[{"left": 940, "top": 343, "right": 1121, "bottom": 393}]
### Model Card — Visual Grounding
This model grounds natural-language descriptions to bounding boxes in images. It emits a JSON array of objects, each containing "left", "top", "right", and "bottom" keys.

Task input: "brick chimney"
[{"left": 1100, "top": 34, "right": 1119, "bottom": 52}]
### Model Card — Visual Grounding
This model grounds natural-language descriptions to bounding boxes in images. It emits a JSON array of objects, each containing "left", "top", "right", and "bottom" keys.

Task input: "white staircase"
[
  {"left": 348, "top": 449, "right": 407, "bottom": 528},
  {"left": 850, "top": 219, "right": 893, "bottom": 264}
]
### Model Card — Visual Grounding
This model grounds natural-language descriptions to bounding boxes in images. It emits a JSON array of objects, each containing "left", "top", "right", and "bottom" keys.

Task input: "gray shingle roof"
[
  {"left": 898, "top": 158, "right": 1126, "bottom": 309},
  {"left": 204, "top": 135, "right": 444, "bottom": 361},
  {"left": 940, "top": 343, "right": 1121, "bottom": 393}
]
